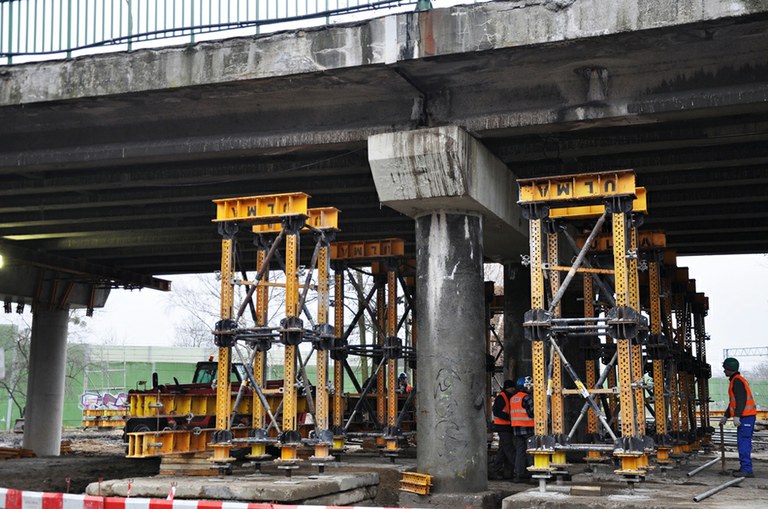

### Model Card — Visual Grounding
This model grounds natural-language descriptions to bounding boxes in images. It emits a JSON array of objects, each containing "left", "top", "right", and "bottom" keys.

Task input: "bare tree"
[{"left": 746, "top": 361, "right": 768, "bottom": 380}]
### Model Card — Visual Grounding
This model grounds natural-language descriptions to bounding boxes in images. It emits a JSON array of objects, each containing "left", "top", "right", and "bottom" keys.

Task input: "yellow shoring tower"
[
  {"left": 331, "top": 262, "right": 346, "bottom": 452},
  {"left": 308, "top": 220, "right": 338, "bottom": 470},
  {"left": 645, "top": 236, "right": 674, "bottom": 466},
  {"left": 329, "top": 239, "right": 413, "bottom": 460},
  {"left": 546, "top": 223, "right": 567, "bottom": 471},
  {"left": 693, "top": 293, "right": 712, "bottom": 449},
  {"left": 518, "top": 170, "right": 648, "bottom": 484}
]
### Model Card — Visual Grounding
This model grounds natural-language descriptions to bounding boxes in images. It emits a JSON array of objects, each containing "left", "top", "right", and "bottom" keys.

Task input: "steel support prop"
[
  {"left": 332, "top": 266, "right": 346, "bottom": 451},
  {"left": 311, "top": 242, "right": 333, "bottom": 464},
  {"left": 528, "top": 217, "right": 552, "bottom": 475},
  {"left": 612, "top": 208, "right": 644, "bottom": 475},
  {"left": 211, "top": 232, "right": 235, "bottom": 464},
  {"left": 279, "top": 225, "right": 301, "bottom": 466},
  {"left": 384, "top": 267, "right": 400, "bottom": 455},
  {"left": 547, "top": 229, "right": 566, "bottom": 468},
  {"left": 649, "top": 260, "right": 671, "bottom": 463}
]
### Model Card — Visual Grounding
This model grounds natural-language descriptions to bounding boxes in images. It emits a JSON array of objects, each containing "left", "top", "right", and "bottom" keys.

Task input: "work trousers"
[
  {"left": 491, "top": 428, "right": 515, "bottom": 477},
  {"left": 511, "top": 433, "right": 532, "bottom": 480},
  {"left": 737, "top": 415, "right": 756, "bottom": 474}
]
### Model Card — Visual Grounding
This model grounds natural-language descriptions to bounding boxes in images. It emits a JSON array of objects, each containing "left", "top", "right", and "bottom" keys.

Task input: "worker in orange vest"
[
  {"left": 489, "top": 379, "right": 516, "bottom": 480},
  {"left": 509, "top": 376, "right": 535, "bottom": 483},
  {"left": 720, "top": 357, "right": 756, "bottom": 477}
]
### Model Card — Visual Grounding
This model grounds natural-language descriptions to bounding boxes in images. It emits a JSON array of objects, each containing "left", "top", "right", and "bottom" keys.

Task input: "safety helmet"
[
  {"left": 399, "top": 372, "right": 408, "bottom": 380},
  {"left": 723, "top": 358, "right": 739, "bottom": 371},
  {"left": 516, "top": 376, "right": 533, "bottom": 389}
]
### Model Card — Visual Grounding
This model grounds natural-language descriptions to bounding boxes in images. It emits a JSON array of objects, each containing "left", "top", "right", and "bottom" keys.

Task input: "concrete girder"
[{"left": 368, "top": 125, "right": 527, "bottom": 262}]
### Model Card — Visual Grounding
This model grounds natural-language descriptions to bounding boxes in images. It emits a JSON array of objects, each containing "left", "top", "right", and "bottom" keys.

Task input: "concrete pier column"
[
  {"left": 22, "top": 308, "right": 69, "bottom": 456},
  {"left": 369, "top": 126, "right": 528, "bottom": 501},
  {"left": 415, "top": 210, "right": 487, "bottom": 492}
]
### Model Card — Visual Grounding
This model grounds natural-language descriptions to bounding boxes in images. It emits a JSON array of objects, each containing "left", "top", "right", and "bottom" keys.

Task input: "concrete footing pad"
[
  {"left": 86, "top": 473, "right": 378, "bottom": 506},
  {"left": 401, "top": 490, "right": 507, "bottom": 509}
]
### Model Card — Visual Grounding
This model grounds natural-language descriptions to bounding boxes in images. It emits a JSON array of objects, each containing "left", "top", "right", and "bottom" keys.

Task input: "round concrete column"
[
  {"left": 22, "top": 308, "right": 69, "bottom": 456},
  {"left": 415, "top": 210, "right": 487, "bottom": 493}
]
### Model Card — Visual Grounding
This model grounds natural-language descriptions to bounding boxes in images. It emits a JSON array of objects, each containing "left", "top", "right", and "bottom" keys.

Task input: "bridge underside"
[{"left": 0, "top": 2, "right": 767, "bottom": 283}]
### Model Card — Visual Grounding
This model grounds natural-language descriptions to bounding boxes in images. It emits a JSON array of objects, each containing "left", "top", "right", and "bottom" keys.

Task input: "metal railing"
[{"left": 0, "top": 0, "right": 463, "bottom": 64}]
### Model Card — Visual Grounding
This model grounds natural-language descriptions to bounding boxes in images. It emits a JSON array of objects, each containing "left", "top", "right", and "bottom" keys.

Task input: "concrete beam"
[
  {"left": 368, "top": 125, "right": 527, "bottom": 261},
  {"left": 3, "top": 1, "right": 766, "bottom": 105},
  {"left": 0, "top": 265, "right": 110, "bottom": 310}
]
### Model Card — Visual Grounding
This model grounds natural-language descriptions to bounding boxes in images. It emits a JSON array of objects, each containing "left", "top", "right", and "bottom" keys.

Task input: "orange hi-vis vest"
[
  {"left": 729, "top": 374, "right": 757, "bottom": 417},
  {"left": 493, "top": 391, "right": 511, "bottom": 426},
  {"left": 509, "top": 391, "right": 534, "bottom": 428}
]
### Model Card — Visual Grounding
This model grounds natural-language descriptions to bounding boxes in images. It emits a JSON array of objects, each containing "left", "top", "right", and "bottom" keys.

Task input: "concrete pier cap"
[{"left": 367, "top": 125, "right": 528, "bottom": 262}]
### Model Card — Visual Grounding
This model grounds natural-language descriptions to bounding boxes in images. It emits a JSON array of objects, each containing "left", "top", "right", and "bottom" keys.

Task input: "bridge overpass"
[{"left": 1, "top": 0, "right": 768, "bottom": 499}]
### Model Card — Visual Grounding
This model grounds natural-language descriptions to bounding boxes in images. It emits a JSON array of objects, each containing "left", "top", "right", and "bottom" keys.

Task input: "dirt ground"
[{"left": 0, "top": 430, "right": 160, "bottom": 494}]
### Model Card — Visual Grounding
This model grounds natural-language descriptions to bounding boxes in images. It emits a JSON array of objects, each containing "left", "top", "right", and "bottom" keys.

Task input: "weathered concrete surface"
[
  {"left": 501, "top": 455, "right": 768, "bottom": 509},
  {"left": 22, "top": 309, "right": 69, "bottom": 457},
  {"left": 2, "top": 0, "right": 766, "bottom": 104},
  {"left": 368, "top": 125, "right": 527, "bottom": 260},
  {"left": 86, "top": 473, "right": 378, "bottom": 505},
  {"left": 414, "top": 211, "right": 488, "bottom": 493}
]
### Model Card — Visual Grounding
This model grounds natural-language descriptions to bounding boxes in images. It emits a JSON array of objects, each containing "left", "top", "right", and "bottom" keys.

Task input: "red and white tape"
[{"left": 0, "top": 488, "right": 425, "bottom": 509}]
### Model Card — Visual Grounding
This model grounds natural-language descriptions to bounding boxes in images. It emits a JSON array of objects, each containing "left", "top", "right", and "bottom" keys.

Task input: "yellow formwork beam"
[
  {"left": 576, "top": 230, "right": 666, "bottom": 253},
  {"left": 331, "top": 238, "right": 405, "bottom": 260},
  {"left": 547, "top": 230, "right": 564, "bottom": 447},
  {"left": 518, "top": 170, "right": 636, "bottom": 205},
  {"left": 213, "top": 192, "right": 309, "bottom": 223},
  {"left": 252, "top": 207, "right": 340, "bottom": 234},
  {"left": 549, "top": 187, "right": 647, "bottom": 219}
]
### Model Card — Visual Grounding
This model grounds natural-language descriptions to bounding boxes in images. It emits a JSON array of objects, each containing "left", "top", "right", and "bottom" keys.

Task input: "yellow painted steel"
[
  {"left": 253, "top": 248, "right": 269, "bottom": 430},
  {"left": 376, "top": 280, "right": 386, "bottom": 422},
  {"left": 583, "top": 276, "right": 598, "bottom": 436},
  {"left": 385, "top": 268, "right": 399, "bottom": 451},
  {"left": 527, "top": 217, "right": 551, "bottom": 474},
  {"left": 628, "top": 228, "right": 645, "bottom": 438},
  {"left": 127, "top": 428, "right": 250, "bottom": 458},
  {"left": 611, "top": 211, "right": 638, "bottom": 443},
  {"left": 216, "top": 238, "right": 233, "bottom": 433},
  {"left": 314, "top": 244, "right": 332, "bottom": 460},
  {"left": 547, "top": 232, "right": 564, "bottom": 438},
  {"left": 284, "top": 232, "right": 299, "bottom": 433},
  {"left": 213, "top": 192, "right": 309, "bottom": 222},
  {"left": 253, "top": 207, "right": 339, "bottom": 234},
  {"left": 518, "top": 170, "right": 636, "bottom": 205},
  {"left": 330, "top": 238, "right": 405, "bottom": 260},
  {"left": 577, "top": 230, "right": 665, "bottom": 253},
  {"left": 649, "top": 261, "right": 667, "bottom": 438},
  {"left": 549, "top": 187, "right": 647, "bottom": 219},
  {"left": 333, "top": 270, "right": 345, "bottom": 431}
]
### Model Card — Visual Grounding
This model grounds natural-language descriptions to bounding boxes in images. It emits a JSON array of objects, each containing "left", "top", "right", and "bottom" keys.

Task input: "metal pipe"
[
  {"left": 568, "top": 351, "right": 619, "bottom": 441},
  {"left": 687, "top": 456, "right": 722, "bottom": 477},
  {"left": 236, "top": 229, "right": 286, "bottom": 320},
  {"left": 560, "top": 227, "right": 617, "bottom": 308},
  {"left": 550, "top": 337, "right": 617, "bottom": 442},
  {"left": 693, "top": 477, "right": 745, "bottom": 503},
  {"left": 554, "top": 443, "right": 615, "bottom": 452},
  {"left": 548, "top": 210, "right": 607, "bottom": 314}
]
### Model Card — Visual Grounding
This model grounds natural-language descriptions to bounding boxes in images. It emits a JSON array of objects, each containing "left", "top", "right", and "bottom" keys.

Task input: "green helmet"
[{"left": 723, "top": 357, "right": 739, "bottom": 371}]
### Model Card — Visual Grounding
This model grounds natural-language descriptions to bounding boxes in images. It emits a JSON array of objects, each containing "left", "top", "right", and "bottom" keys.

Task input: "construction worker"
[
  {"left": 720, "top": 357, "right": 756, "bottom": 478},
  {"left": 509, "top": 376, "right": 534, "bottom": 483},
  {"left": 489, "top": 379, "right": 516, "bottom": 480},
  {"left": 397, "top": 372, "right": 412, "bottom": 394}
]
